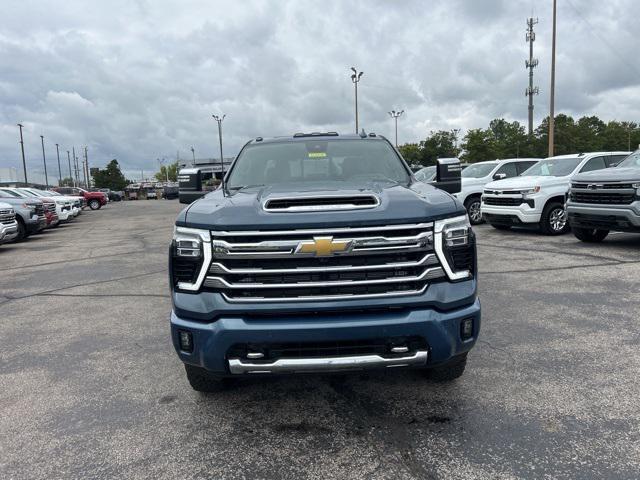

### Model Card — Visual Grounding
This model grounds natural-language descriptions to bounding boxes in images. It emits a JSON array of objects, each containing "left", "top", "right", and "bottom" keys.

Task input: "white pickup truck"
[
  {"left": 0, "top": 202, "right": 19, "bottom": 245},
  {"left": 481, "top": 152, "right": 630, "bottom": 234}
]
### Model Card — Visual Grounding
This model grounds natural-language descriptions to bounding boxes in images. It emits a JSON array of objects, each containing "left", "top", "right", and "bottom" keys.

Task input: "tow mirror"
[
  {"left": 434, "top": 158, "right": 462, "bottom": 194},
  {"left": 493, "top": 172, "right": 507, "bottom": 180}
]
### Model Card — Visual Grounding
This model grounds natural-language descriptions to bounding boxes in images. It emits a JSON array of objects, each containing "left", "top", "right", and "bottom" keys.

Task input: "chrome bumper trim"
[{"left": 228, "top": 350, "right": 429, "bottom": 374}]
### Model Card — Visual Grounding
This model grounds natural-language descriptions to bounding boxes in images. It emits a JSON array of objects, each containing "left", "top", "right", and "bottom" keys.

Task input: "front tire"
[
  {"left": 540, "top": 202, "right": 569, "bottom": 235},
  {"left": 573, "top": 227, "right": 609, "bottom": 243},
  {"left": 16, "top": 218, "right": 27, "bottom": 240},
  {"left": 88, "top": 199, "right": 101, "bottom": 210},
  {"left": 464, "top": 197, "right": 483, "bottom": 225},
  {"left": 425, "top": 353, "right": 467, "bottom": 382},
  {"left": 184, "top": 365, "right": 226, "bottom": 393}
]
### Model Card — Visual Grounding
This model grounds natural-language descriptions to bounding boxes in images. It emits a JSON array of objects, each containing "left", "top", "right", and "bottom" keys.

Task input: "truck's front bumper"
[
  {"left": 481, "top": 204, "right": 541, "bottom": 225},
  {"left": 567, "top": 202, "right": 640, "bottom": 232},
  {"left": 0, "top": 220, "right": 19, "bottom": 244},
  {"left": 171, "top": 298, "right": 480, "bottom": 376}
]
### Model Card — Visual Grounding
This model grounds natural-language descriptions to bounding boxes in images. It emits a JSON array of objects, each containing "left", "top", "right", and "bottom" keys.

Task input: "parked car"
[
  {"left": 481, "top": 152, "right": 630, "bottom": 234},
  {"left": 20, "top": 188, "right": 75, "bottom": 224},
  {"left": 414, "top": 166, "right": 436, "bottom": 182},
  {"left": 0, "top": 189, "right": 46, "bottom": 239},
  {"left": 169, "top": 132, "right": 479, "bottom": 392},
  {"left": 0, "top": 202, "right": 19, "bottom": 245},
  {"left": 145, "top": 187, "right": 158, "bottom": 199},
  {"left": 454, "top": 158, "right": 541, "bottom": 224},
  {"left": 1, "top": 188, "right": 59, "bottom": 229},
  {"left": 54, "top": 186, "right": 106, "bottom": 210},
  {"left": 567, "top": 149, "right": 640, "bottom": 242},
  {"left": 163, "top": 184, "right": 179, "bottom": 199}
]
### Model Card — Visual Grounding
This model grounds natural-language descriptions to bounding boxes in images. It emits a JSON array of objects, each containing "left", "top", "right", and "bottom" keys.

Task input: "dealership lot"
[{"left": 1, "top": 200, "right": 639, "bottom": 479}]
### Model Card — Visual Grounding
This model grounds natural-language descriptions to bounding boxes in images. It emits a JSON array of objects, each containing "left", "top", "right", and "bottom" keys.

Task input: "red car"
[{"left": 54, "top": 187, "right": 107, "bottom": 210}]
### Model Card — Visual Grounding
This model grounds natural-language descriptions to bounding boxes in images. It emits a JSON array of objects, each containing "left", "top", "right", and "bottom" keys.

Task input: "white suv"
[
  {"left": 455, "top": 158, "right": 540, "bottom": 224},
  {"left": 481, "top": 152, "right": 630, "bottom": 234}
]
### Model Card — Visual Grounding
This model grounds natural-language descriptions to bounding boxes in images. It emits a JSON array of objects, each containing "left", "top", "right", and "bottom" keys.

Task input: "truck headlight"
[
  {"left": 633, "top": 183, "right": 640, "bottom": 198},
  {"left": 55, "top": 200, "right": 65, "bottom": 206},
  {"left": 171, "top": 226, "right": 211, "bottom": 291},
  {"left": 522, "top": 186, "right": 541, "bottom": 196},
  {"left": 434, "top": 215, "right": 475, "bottom": 281}
]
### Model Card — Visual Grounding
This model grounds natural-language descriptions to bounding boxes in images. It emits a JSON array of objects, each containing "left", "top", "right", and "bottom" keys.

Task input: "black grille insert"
[{"left": 265, "top": 195, "right": 378, "bottom": 210}]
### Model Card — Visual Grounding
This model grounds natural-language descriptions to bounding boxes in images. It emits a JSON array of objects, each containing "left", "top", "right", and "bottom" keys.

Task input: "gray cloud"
[{"left": 1, "top": 0, "right": 639, "bottom": 181}]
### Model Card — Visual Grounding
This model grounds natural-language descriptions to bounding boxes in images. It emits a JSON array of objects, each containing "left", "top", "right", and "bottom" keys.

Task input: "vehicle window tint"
[
  {"left": 516, "top": 161, "right": 537, "bottom": 175},
  {"left": 495, "top": 162, "right": 518, "bottom": 178},
  {"left": 605, "top": 155, "right": 627, "bottom": 167},
  {"left": 580, "top": 156, "right": 606, "bottom": 173}
]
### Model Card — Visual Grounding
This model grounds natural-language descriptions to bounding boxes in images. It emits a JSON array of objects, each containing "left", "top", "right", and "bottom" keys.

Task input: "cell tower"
[{"left": 525, "top": 17, "right": 539, "bottom": 135}]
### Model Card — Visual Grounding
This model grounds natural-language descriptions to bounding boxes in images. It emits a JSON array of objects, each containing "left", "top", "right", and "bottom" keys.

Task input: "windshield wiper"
[{"left": 227, "top": 184, "right": 265, "bottom": 192}]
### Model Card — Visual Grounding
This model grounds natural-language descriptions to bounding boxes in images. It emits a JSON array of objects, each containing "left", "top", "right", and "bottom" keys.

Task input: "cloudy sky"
[{"left": 1, "top": 0, "right": 639, "bottom": 182}]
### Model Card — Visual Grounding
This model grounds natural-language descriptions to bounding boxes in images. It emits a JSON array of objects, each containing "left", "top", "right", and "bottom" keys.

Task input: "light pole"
[
  {"left": 67, "top": 150, "right": 72, "bottom": 186},
  {"left": 55, "top": 143, "right": 62, "bottom": 185},
  {"left": 350, "top": 67, "right": 364, "bottom": 134},
  {"left": 548, "top": 0, "right": 557, "bottom": 157},
  {"left": 17, "top": 123, "right": 27, "bottom": 184},
  {"left": 84, "top": 147, "right": 90, "bottom": 187},
  {"left": 191, "top": 146, "right": 196, "bottom": 163},
  {"left": 387, "top": 110, "right": 404, "bottom": 147},
  {"left": 212, "top": 114, "right": 226, "bottom": 189},
  {"left": 40, "top": 135, "right": 49, "bottom": 188}
]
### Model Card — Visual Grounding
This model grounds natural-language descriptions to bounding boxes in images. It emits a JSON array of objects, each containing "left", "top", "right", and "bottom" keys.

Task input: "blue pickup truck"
[{"left": 169, "top": 132, "right": 480, "bottom": 391}]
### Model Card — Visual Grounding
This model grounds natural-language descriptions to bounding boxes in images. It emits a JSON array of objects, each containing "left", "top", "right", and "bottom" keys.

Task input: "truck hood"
[
  {"left": 485, "top": 175, "right": 569, "bottom": 190},
  {"left": 0, "top": 197, "right": 43, "bottom": 207},
  {"left": 572, "top": 167, "right": 640, "bottom": 183},
  {"left": 179, "top": 181, "right": 464, "bottom": 230}
]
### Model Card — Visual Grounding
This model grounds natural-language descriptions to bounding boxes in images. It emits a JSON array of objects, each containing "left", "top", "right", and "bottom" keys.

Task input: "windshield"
[
  {"left": 521, "top": 157, "right": 582, "bottom": 177},
  {"left": 226, "top": 139, "right": 410, "bottom": 189},
  {"left": 414, "top": 166, "right": 436, "bottom": 182},
  {"left": 462, "top": 162, "right": 498, "bottom": 178},
  {"left": 0, "top": 189, "right": 27, "bottom": 198},
  {"left": 618, "top": 150, "right": 640, "bottom": 168},
  {"left": 46, "top": 191, "right": 62, "bottom": 196},
  {"left": 19, "top": 189, "right": 39, "bottom": 197}
]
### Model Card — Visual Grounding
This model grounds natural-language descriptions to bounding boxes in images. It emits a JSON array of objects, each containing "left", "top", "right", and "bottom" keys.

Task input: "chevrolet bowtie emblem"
[{"left": 295, "top": 236, "right": 352, "bottom": 256}]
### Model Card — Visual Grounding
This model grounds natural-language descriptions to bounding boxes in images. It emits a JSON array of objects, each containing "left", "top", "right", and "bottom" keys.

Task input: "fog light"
[
  {"left": 460, "top": 318, "right": 474, "bottom": 340},
  {"left": 178, "top": 330, "right": 193, "bottom": 352}
]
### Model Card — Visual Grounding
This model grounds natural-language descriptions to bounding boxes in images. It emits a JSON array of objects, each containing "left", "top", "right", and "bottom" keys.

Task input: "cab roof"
[{"left": 248, "top": 132, "right": 388, "bottom": 145}]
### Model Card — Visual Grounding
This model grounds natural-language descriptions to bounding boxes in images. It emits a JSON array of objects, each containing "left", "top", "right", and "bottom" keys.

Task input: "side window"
[
  {"left": 494, "top": 162, "right": 518, "bottom": 179},
  {"left": 580, "top": 156, "right": 606, "bottom": 173},
  {"left": 516, "top": 161, "right": 537, "bottom": 175},
  {"left": 605, "top": 155, "right": 627, "bottom": 167}
]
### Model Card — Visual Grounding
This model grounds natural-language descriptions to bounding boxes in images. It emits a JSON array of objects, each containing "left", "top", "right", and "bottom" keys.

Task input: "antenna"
[{"left": 525, "top": 17, "right": 539, "bottom": 135}]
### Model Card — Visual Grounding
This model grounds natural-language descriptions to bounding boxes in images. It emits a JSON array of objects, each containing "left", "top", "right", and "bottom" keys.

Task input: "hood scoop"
[{"left": 263, "top": 194, "right": 380, "bottom": 212}]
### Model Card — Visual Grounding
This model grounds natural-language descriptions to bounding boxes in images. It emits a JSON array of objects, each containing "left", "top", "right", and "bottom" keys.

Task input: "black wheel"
[
  {"left": 490, "top": 224, "right": 511, "bottom": 231},
  {"left": 540, "top": 202, "right": 569, "bottom": 235},
  {"left": 425, "top": 353, "right": 467, "bottom": 382},
  {"left": 464, "top": 197, "right": 483, "bottom": 225},
  {"left": 89, "top": 199, "right": 101, "bottom": 210},
  {"left": 573, "top": 227, "right": 609, "bottom": 243},
  {"left": 184, "top": 364, "right": 226, "bottom": 393},
  {"left": 16, "top": 218, "right": 27, "bottom": 240}
]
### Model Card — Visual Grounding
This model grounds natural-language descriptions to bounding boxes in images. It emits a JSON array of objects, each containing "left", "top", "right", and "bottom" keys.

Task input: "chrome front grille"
[
  {"left": 205, "top": 223, "right": 445, "bottom": 302},
  {"left": 570, "top": 183, "right": 637, "bottom": 205},
  {"left": 0, "top": 209, "right": 15, "bottom": 225},
  {"left": 44, "top": 202, "right": 56, "bottom": 213}
]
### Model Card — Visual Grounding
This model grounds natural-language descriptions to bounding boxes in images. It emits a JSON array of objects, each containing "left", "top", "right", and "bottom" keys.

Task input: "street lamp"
[
  {"left": 190, "top": 146, "right": 196, "bottom": 163},
  {"left": 40, "top": 135, "right": 49, "bottom": 188},
  {"left": 212, "top": 114, "right": 226, "bottom": 189},
  {"left": 66, "top": 150, "right": 72, "bottom": 186},
  {"left": 387, "top": 110, "right": 404, "bottom": 147},
  {"left": 350, "top": 67, "right": 364, "bottom": 134},
  {"left": 452, "top": 128, "right": 461, "bottom": 154},
  {"left": 17, "top": 124, "right": 27, "bottom": 184},
  {"left": 55, "top": 143, "right": 62, "bottom": 186}
]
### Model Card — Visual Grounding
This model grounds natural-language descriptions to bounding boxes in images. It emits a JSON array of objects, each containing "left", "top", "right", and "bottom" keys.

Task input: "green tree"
[
  {"left": 92, "top": 159, "right": 128, "bottom": 190},
  {"left": 460, "top": 128, "right": 496, "bottom": 163},
  {"left": 419, "top": 130, "right": 457, "bottom": 165},
  {"left": 155, "top": 161, "right": 179, "bottom": 182},
  {"left": 397, "top": 143, "right": 421, "bottom": 166}
]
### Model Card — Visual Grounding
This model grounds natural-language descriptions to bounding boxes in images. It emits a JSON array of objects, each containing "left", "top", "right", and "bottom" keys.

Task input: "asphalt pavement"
[{"left": 1, "top": 200, "right": 639, "bottom": 479}]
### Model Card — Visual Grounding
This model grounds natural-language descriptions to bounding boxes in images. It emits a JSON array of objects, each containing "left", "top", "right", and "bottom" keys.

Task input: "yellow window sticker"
[{"left": 308, "top": 152, "right": 327, "bottom": 158}]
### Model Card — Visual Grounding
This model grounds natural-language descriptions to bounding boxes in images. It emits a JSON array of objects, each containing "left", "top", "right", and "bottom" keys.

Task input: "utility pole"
[
  {"left": 452, "top": 128, "right": 461, "bottom": 155},
  {"left": 525, "top": 17, "right": 539, "bottom": 135},
  {"left": 17, "top": 123, "right": 28, "bottom": 184},
  {"left": 72, "top": 146, "right": 79, "bottom": 187},
  {"left": 212, "top": 114, "right": 226, "bottom": 189},
  {"left": 191, "top": 146, "right": 196, "bottom": 163},
  {"left": 387, "top": 110, "right": 404, "bottom": 147},
  {"left": 84, "top": 147, "right": 90, "bottom": 187},
  {"left": 67, "top": 150, "right": 72, "bottom": 186},
  {"left": 350, "top": 67, "right": 364, "bottom": 134},
  {"left": 40, "top": 135, "right": 49, "bottom": 188},
  {"left": 55, "top": 143, "right": 62, "bottom": 186},
  {"left": 548, "top": 0, "right": 557, "bottom": 156}
]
